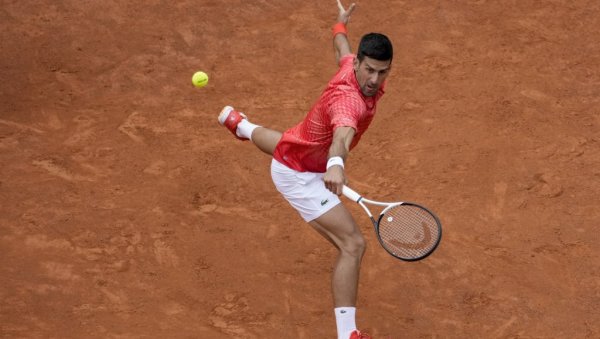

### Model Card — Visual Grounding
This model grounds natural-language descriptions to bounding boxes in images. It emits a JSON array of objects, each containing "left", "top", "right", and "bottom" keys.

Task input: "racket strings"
[{"left": 378, "top": 204, "right": 440, "bottom": 259}]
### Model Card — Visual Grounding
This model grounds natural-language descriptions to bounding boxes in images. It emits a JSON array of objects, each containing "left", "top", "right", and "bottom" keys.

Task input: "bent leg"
[
  {"left": 251, "top": 127, "right": 282, "bottom": 156},
  {"left": 309, "top": 203, "right": 366, "bottom": 307},
  {"left": 219, "top": 106, "right": 282, "bottom": 156}
]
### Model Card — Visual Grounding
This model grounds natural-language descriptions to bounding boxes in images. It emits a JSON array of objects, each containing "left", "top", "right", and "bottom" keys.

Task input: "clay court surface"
[{"left": 1, "top": 1, "right": 599, "bottom": 338}]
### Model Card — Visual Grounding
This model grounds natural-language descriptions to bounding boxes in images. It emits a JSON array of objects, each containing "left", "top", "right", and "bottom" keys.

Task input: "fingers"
[
  {"left": 324, "top": 166, "right": 345, "bottom": 195},
  {"left": 324, "top": 180, "right": 340, "bottom": 195},
  {"left": 325, "top": 180, "right": 344, "bottom": 195},
  {"left": 347, "top": 3, "right": 356, "bottom": 15},
  {"left": 336, "top": 183, "right": 343, "bottom": 195},
  {"left": 336, "top": 0, "right": 356, "bottom": 24},
  {"left": 337, "top": 0, "right": 356, "bottom": 14},
  {"left": 326, "top": 183, "right": 342, "bottom": 195}
]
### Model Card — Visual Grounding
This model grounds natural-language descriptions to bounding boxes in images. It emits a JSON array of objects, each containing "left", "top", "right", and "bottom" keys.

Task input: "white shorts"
[{"left": 270, "top": 159, "right": 341, "bottom": 222}]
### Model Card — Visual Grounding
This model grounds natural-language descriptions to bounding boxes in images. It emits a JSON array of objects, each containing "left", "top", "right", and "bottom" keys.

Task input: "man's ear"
[{"left": 353, "top": 57, "right": 359, "bottom": 71}]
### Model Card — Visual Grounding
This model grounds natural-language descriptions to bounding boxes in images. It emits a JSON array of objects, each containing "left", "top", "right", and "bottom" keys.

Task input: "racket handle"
[{"left": 342, "top": 185, "right": 362, "bottom": 202}]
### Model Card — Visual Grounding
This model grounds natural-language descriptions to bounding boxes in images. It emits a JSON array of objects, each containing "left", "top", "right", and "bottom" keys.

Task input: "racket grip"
[{"left": 342, "top": 185, "right": 362, "bottom": 202}]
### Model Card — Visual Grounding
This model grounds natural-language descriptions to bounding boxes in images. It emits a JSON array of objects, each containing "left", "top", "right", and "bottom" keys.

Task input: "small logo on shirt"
[{"left": 321, "top": 199, "right": 329, "bottom": 206}]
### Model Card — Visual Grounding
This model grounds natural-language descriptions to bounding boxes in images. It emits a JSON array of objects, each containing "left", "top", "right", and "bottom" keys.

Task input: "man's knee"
[{"left": 340, "top": 233, "right": 366, "bottom": 258}]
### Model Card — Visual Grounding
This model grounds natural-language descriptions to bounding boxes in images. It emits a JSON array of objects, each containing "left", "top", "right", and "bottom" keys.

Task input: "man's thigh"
[{"left": 309, "top": 203, "right": 362, "bottom": 247}]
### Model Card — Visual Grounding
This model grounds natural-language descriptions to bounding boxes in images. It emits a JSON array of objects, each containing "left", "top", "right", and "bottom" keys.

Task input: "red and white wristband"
[{"left": 326, "top": 156, "right": 345, "bottom": 170}]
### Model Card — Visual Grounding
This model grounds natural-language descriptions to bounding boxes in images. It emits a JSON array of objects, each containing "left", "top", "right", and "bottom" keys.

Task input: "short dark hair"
[{"left": 357, "top": 33, "right": 393, "bottom": 62}]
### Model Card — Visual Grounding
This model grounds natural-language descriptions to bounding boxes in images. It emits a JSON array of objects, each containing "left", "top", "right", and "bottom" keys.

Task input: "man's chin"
[{"left": 362, "top": 88, "right": 378, "bottom": 97}]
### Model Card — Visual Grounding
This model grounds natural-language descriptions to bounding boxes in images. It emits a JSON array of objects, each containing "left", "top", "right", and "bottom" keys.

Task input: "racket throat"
[{"left": 369, "top": 217, "right": 378, "bottom": 229}]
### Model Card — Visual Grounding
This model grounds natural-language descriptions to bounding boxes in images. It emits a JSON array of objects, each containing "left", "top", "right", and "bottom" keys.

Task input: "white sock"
[
  {"left": 334, "top": 307, "right": 357, "bottom": 339},
  {"left": 236, "top": 119, "right": 260, "bottom": 141}
]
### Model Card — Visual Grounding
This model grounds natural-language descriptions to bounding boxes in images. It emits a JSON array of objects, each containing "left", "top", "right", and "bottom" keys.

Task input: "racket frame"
[{"left": 342, "top": 185, "right": 442, "bottom": 261}]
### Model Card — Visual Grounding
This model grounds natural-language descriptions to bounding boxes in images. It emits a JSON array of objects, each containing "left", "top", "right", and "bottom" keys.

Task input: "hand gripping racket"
[{"left": 342, "top": 185, "right": 442, "bottom": 261}]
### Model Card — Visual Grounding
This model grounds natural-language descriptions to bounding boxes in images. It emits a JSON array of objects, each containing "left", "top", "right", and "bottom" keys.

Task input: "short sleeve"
[
  {"left": 338, "top": 54, "right": 355, "bottom": 68},
  {"left": 329, "top": 93, "right": 365, "bottom": 131}
]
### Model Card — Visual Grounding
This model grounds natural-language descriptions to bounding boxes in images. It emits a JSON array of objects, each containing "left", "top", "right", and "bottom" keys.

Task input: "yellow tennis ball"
[{"left": 192, "top": 71, "right": 208, "bottom": 88}]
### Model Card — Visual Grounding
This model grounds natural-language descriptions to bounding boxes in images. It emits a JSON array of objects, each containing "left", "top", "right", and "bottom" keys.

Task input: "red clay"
[{"left": 1, "top": 1, "right": 599, "bottom": 338}]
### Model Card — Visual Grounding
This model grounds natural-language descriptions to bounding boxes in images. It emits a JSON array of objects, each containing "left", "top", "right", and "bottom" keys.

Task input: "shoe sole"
[{"left": 218, "top": 106, "right": 234, "bottom": 125}]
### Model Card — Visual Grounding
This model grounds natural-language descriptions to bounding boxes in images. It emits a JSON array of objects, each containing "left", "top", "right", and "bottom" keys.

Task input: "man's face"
[{"left": 354, "top": 56, "right": 392, "bottom": 97}]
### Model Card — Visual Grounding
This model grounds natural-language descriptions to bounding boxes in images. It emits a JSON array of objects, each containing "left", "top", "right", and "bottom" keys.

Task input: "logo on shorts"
[{"left": 321, "top": 199, "right": 329, "bottom": 206}]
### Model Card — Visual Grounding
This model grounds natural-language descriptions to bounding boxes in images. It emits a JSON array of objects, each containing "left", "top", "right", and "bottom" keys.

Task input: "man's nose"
[{"left": 369, "top": 73, "right": 380, "bottom": 84}]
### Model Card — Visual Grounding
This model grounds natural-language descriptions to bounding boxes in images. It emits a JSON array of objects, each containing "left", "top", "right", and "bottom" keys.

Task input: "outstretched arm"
[{"left": 333, "top": 0, "right": 356, "bottom": 65}]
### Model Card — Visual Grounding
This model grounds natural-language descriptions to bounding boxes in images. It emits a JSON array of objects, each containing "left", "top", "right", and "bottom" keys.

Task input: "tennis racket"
[{"left": 342, "top": 185, "right": 442, "bottom": 261}]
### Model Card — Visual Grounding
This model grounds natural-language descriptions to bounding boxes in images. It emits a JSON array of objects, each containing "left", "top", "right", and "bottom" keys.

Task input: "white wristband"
[{"left": 326, "top": 156, "right": 344, "bottom": 170}]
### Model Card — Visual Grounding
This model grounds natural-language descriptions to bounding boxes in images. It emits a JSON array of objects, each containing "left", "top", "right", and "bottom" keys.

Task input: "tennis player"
[{"left": 218, "top": 1, "right": 392, "bottom": 338}]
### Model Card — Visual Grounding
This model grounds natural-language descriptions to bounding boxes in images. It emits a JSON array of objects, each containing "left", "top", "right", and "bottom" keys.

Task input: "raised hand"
[{"left": 336, "top": 0, "right": 356, "bottom": 25}]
